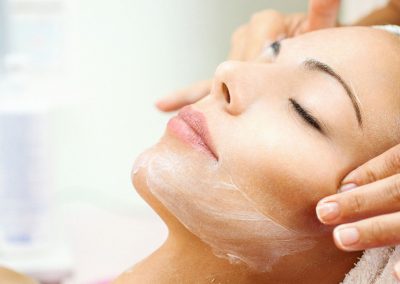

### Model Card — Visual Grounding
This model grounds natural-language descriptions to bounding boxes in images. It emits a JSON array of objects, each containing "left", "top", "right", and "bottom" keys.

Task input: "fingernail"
[
  {"left": 334, "top": 227, "right": 360, "bottom": 248},
  {"left": 394, "top": 262, "right": 400, "bottom": 281},
  {"left": 342, "top": 171, "right": 357, "bottom": 184},
  {"left": 316, "top": 202, "right": 340, "bottom": 222},
  {"left": 339, "top": 183, "right": 358, "bottom": 192}
]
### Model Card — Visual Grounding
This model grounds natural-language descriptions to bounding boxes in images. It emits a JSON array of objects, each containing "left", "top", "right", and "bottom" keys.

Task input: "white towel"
[{"left": 342, "top": 246, "right": 400, "bottom": 284}]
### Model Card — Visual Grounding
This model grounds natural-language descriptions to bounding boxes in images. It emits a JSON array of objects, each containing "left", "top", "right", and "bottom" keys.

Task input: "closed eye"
[{"left": 289, "top": 98, "right": 323, "bottom": 133}]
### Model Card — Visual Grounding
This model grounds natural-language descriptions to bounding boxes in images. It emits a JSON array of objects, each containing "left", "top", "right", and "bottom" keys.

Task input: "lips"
[{"left": 167, "top": 106, "right": 218, "bottom": 160}]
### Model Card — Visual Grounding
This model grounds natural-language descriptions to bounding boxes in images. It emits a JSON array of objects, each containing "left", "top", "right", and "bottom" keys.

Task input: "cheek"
[
  {"left": 217, "top": 111, "right": 342, "bottom": 234},
  {"left": 133, "top": 136, "right": 317, "bottom": 272}
]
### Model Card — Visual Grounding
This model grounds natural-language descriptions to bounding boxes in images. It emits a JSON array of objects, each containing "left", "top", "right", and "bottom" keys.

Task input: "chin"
[{"left": 130, "top": 140, "right": 185, "bottom": 225}]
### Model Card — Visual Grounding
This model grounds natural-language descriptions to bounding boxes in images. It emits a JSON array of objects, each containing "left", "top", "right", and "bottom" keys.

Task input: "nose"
[{"left": 211, "top": 60, "right": 257, "bottom": 115}]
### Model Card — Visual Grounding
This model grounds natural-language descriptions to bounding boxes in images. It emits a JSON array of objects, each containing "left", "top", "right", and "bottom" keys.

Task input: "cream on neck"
[{"left": 133, "top": 142, "right": 319, "bottom": 272}]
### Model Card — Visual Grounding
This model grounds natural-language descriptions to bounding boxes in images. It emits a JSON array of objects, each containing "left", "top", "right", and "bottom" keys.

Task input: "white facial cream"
[{"left": 133, "top": 144, "right": 316, "bottom": 272}]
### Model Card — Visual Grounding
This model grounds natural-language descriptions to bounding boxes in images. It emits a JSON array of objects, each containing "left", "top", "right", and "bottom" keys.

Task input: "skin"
[
  {"left": 156, "top": 0, "right": 400, "bottom": 112},
  {"left": 115, "top": 27, "right": 400, "bottom": 283},
  {"left": 355, "top": 0, "right": 400, "bottom": 26},
  {"left": 155, "top": 1, "right": 343, "bottom": 112},
  {"left": 156, "top": 1, "right": 400, "bottom": 279}
]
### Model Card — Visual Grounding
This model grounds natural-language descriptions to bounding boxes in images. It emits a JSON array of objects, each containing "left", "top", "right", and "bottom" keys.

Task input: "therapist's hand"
[
  {"left": 316, "top": 144, "right": 400, "bottom": 279},
  {"left": 156, "top": 0, "right": 341, "bottom": 112}
]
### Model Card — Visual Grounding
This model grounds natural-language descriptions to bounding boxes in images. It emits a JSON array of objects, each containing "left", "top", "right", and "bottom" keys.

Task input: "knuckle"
[
  {"left": 349, "top": 194, "right": 365, "bottom": 214},
  {"left": 250, "top": 9, "right": 281, "bottom": 24},
  {"left": 231, "top": 25, "right": 246, "bottom": 43},
  {"left": 312, "top": 0, "right": 340, "bottom": 11},
  {"left": 386, "top": 149, "right": 400, "bottom": 172},
  {"left": 388, "top": 175, "right": 400, "bottom": 203},
  {"left": 363, "top": 164, "right": 379, "bottom": 183},
  {"left": 367, "top": 220, "right": 386, "bottom": 245}
]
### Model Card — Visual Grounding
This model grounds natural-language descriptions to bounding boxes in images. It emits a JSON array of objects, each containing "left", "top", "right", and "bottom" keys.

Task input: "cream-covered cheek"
[{"left": 132, "top": 142, "right": 319, "bottom": 272}]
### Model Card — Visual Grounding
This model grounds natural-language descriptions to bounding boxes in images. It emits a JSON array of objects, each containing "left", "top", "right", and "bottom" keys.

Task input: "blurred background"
[{"left": 0, "top": 0, "right": 387, "bottom": 283}]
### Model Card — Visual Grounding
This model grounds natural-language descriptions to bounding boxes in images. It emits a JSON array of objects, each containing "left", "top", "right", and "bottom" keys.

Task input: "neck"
[
  {"left": 115, "top": 224, "right": 361, "bottom": 284},
  {"left": 118, "top": 170, "right": 360, "bottom": 283}
]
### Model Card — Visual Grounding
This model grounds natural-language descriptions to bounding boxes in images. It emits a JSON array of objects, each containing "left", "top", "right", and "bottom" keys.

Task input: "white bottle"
[{"left": 0, "top": 104, "right": 52, "bottom": 249}]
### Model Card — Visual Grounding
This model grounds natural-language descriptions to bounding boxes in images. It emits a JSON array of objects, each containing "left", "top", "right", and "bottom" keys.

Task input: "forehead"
[
  {"left": 283, "top": 27, "right": 400, "bottom": 153},
  {"left": 283, "top": 27, "right": 400, "bottom": 90}
]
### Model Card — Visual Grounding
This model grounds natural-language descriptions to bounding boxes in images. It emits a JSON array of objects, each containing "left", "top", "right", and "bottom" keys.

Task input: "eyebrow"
[{"left": 302, "top": 59, "right": 363, "bottom": 128}]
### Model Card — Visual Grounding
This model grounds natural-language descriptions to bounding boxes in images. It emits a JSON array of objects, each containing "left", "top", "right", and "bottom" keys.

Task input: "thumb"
[
  {"left": 306, "top": 0, "right": 341, "bottom": 31},
  {"left": 341, "top": 144, "right": 400, "bottom": 189},
  {"left": 156, "top": 79, "right": 211, "bottom": 112}
]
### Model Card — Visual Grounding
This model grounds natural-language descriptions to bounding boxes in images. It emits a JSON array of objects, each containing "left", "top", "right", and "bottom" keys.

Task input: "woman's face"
[{"left": 133, "top": 27, "right": 400, "bottom": 271}]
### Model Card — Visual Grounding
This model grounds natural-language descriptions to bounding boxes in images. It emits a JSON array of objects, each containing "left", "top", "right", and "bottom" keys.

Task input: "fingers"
[
  {"left": 237, "top": 10, "right": 286, "bottom": 61},
  {"left": 342, "top": 144, "right": 400, "bottom": 187},
  {"left": 159, "top": 10, "right": 287, "bottom": 112},
  {"left": 161, "top": 6, "right": 337, "bottom": 112},
  {"left": 317, "top": 174, "right": 400, "bottom": 225},
  {"left": 285, "top": 13, "right": 308, "bottom": 37},
  {"left": 156, "top": 79, "right": 211, "bottom": 112},
  {"left": 332, "top": 211, "right": 400, "bottom": 251},
  {"left": 160, "top": 10, "right": 288, "bottom": 112},
  {"left": 228, "top": 24, "right": 248, "bottom": 60},
  {"left": 306, "top": 0, "right": 341, "bottom": 31}
]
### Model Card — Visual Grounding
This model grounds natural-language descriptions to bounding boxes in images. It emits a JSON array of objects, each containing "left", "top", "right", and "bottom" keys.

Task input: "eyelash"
[
  {"left": 262, "top": 40, "right": 282, "bottom": 61},
  {"left": 270, "top": 40, "right": 281, "bottom": 56},
  {"left": 289, "top": 98, "right": 323, "bottom": 132}
]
